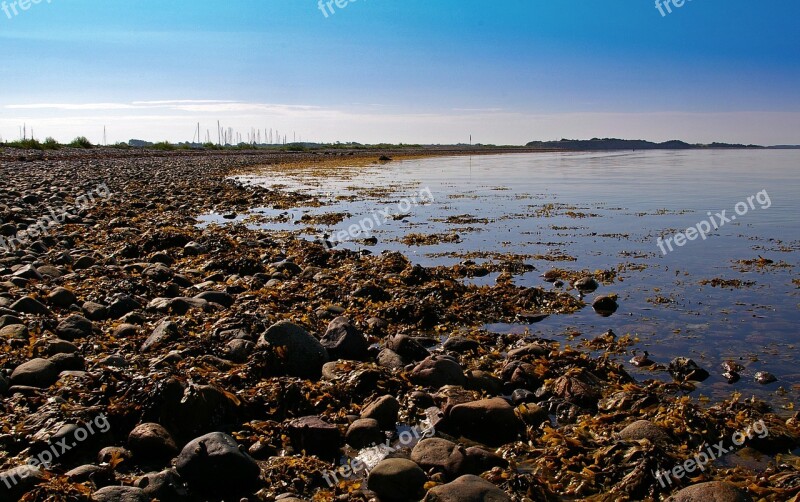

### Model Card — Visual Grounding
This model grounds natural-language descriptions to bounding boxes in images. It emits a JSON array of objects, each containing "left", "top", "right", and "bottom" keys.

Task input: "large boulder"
[
  {"left": 175, "top": 432, "right": 260, "bottom": 496},
  {"left": 256, "top": 321, "right": 328, "bottom": 378}
]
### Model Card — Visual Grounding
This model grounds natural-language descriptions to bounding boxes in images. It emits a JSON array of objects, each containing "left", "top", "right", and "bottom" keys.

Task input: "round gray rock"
[
  {"left": 411, "top": 438, "right": 468, "bottom": 479},
  {"left": 91, "top": 486, "right": 149, "bottom": 502},
  {"left": 618, "top": 420, "right": 671, "bottom": 445},
  {"left": 368, "top": 458, "right": 427, "bottom": 502},
  {"left": 56, "top": 314, "right": 94, "bottom": 340},
  {"left": 410, "top": 355, "right": 467, "bottom": 389},
  {"left": 10, "top": 358, "right": 59, "bottom": 387},
  {"left": 361, "top": 395, "right": 400, "bottom": 430},
  {"left": 346, "top": 418, "right": 384, "bottom": 449},
  {"left": 175, "top": 432, "right": 260, "bottom": 495},
  {"left": 256, "top": 320, "right": 328, "bottom": 378},
  {"left": 128, "top": 423, "right": 179, "bottom": 459},
  {"left": 320, "top": 316, "right": 369, "bottom": 361}
]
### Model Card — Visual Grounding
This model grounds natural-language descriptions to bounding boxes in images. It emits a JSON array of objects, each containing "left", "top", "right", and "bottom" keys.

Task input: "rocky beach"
[{"left": 0, "top": 147, "right": 798, "bottom": 502}]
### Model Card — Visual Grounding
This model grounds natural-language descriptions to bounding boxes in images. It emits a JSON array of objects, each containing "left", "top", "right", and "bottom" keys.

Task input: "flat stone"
[
  {"left": 91, "top": 486, "right": 149, "bottom": 502},
  {"left": 37, "top": 265, "right": 63, "bottom": 278},
  {"left": 55, "top": 314, "right": 94, "bottom": 340},
  {"left": 10, "top": 297, "right": 51, "bottom": 316},
  {"left": 286, "top": 416, "right": 341, "bottom": 459},
  {"left": 113, "top": 324, "right": 139, "bottom": 338},
  {"left": 10, "top": 358, "right": 59, "bottom": 387},
  {"left": 666, "top": 481, "right": 753, "bottom": 502},
  {"left": 444, "top": 398, "right": 523, "bottom": 446},
  {"left": 422, "top": 474, "right": 510, "bottom": 501},
  {"left": 193, "top": 291, "right": 235, "bottom": 308},
  {"left": 0, "top": 324, "right": 28, "bottom": 340},
  {"left": 141, "top": 319, "right": 182, "bottom": 352},
  {"left": 12, "top": 264, "right": 41, "bottom": 280}
]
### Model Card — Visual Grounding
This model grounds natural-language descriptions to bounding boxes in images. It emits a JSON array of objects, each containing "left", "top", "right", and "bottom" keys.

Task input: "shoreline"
[{"left": 0, "top": 150, "right": 797, "bottom": 501}]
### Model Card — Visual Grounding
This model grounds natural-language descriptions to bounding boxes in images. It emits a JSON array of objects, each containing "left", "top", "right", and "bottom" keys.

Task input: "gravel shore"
[{"left": 0, "top": 147, "right": 797, "bottom": 501}]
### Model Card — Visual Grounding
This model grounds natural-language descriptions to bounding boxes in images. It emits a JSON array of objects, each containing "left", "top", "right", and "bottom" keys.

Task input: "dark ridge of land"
[{"left": 526, "top": 138, "right": 765, "bottom": 150}]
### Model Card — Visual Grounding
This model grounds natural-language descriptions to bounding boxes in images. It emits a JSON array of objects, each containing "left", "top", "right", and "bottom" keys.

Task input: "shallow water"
[{"left": 200, "top": 150, "right": 800, "bottom": 408}]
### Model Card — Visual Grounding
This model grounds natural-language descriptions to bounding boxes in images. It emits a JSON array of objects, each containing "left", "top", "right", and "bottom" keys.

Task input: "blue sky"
[{"left": 1, "top": 0, "right": 799, "bottom": 145}]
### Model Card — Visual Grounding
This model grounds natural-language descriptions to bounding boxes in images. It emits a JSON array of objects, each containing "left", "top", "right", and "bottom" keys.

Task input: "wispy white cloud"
[
  {"left": 453, "top": 107, "right": 506, "bottom": 113},
  {"left": 6, "top": 103, "right": 138, "bottom": 111},
  {"left": 131, "top": 100, "right": 237, "bottom": 105}
]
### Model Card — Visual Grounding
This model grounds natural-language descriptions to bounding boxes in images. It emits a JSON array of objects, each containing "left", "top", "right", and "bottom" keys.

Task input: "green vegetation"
[
  {"left": 69, "top": 136, "right": 93, "bottom": 148},
  {"left": 43, "top": 137, "right": 61, "bottom": 150},
  {"left": 151, "top": 141, "right": 176, "bottom": 151}
]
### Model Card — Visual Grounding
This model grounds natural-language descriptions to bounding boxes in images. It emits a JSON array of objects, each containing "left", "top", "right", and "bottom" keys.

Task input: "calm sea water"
[{"left": 202, "top": 150, "right": 800, "bottom": 408}]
